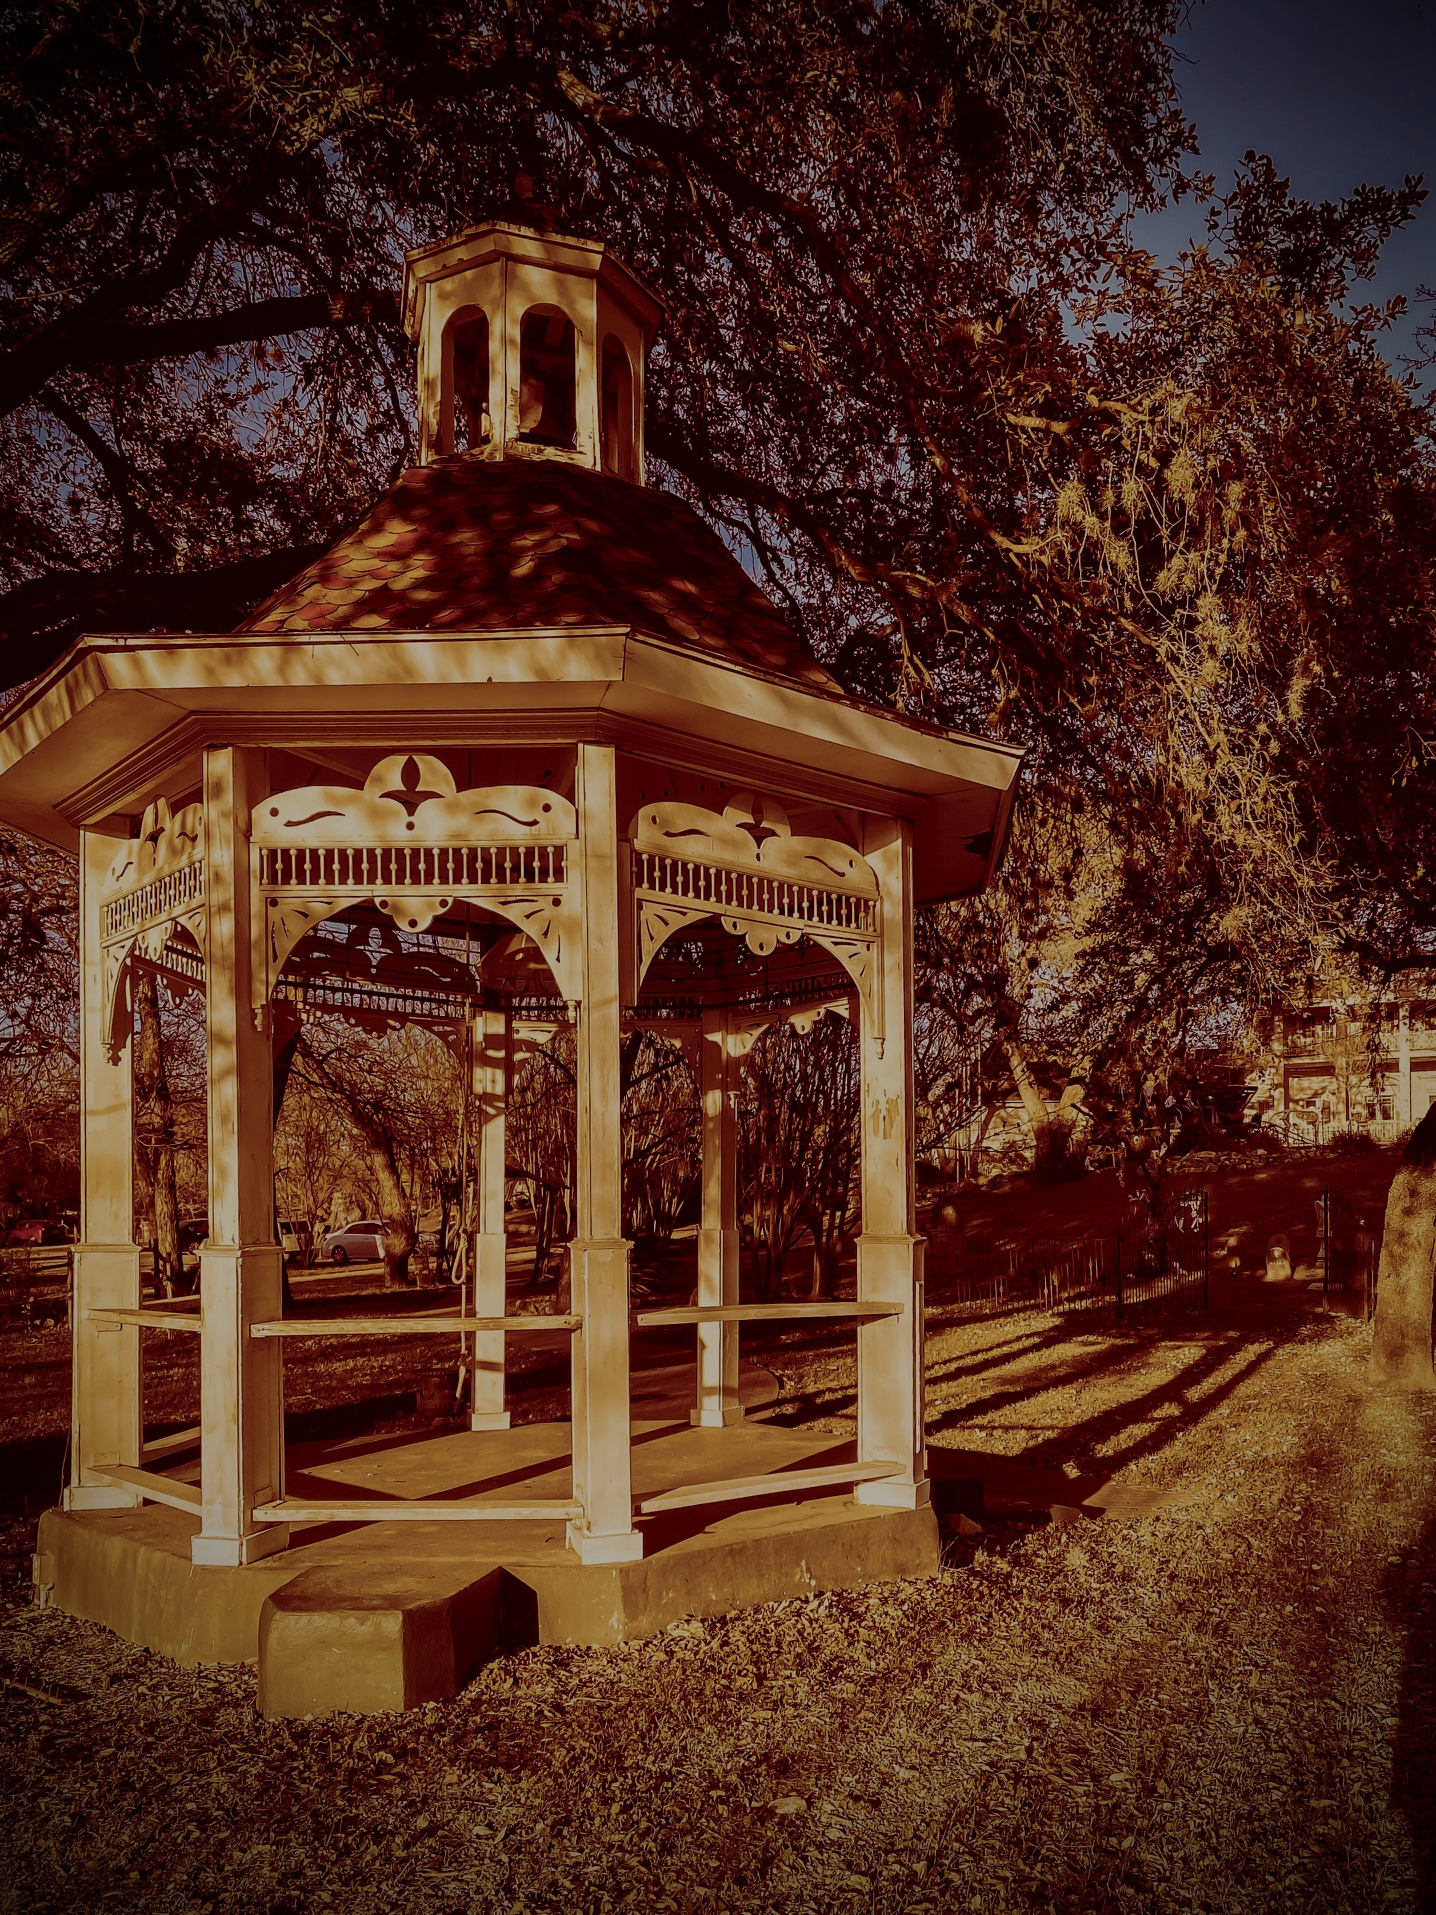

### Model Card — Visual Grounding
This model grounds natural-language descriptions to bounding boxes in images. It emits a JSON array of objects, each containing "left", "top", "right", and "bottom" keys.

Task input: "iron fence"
[
  {"left": 0, "top": 1245, "right": 71, "bottom": 1324},
  {"left": 930, "top": 1189, "right": 1209, "bottom": 1322},
  {"left": 1322, "top": 1186, "right": 1378, "bottom": 1319}
]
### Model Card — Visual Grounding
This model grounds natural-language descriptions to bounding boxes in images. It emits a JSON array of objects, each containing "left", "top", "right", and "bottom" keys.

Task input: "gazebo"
[{"left": 1, "top": 218, "right": 1021, "bottom": 1714}]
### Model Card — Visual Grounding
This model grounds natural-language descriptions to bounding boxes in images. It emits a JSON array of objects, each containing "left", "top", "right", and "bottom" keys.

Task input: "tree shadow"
[
  {"left": 1387, "top": 1511, "right": 1436, "bottom": 1907},
  {"left": 1017, "top": 1337, "right": 1285, "bottom": 1476},
  {"left": 925, "top": 1327, "right": 1199, "bottom": 1439},
  {"left": 923, "top": 1317, "right": 1114, "bottom": 1389}
]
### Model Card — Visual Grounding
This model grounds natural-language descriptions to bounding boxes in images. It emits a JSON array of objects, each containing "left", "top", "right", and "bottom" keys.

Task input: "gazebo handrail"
[
  {"left": 633, "top": 1300, "right": 904, "bottom": 1327},
  {"left": 248, "top": 1313, "right": 579, "bottom": 1338},
  {"left": 249, "top": 1498, "right": 583, "bottom": 1523},
  {"left": 636, "top": 1460, "right": 898, "bottom": 1515},
  {"left": 88, "top": 1306, "right": 202, "bottom": 1332}
]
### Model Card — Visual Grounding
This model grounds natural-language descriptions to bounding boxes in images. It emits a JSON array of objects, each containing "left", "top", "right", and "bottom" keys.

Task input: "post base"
[
  {"left": 192, "top": 1526, "right": 292, "bottom": 1567},
  {"left": 690, "top": 1404, "right": 746, "bottom": 1428},
  {"left": 854, "top": 1475, "right": 930, "bottom": 1511},
  {"left": 565, "top": 1523, "right": 644, "bottom": 1565},
  {"left": 469, "top": 1410, "right": 512, "bottom": 1432},
  {"left": 64, "top": 1483, "right": 141, "bottom": 1512}
]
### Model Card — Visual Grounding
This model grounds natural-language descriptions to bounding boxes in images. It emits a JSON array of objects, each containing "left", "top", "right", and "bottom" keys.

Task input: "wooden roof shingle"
[{"left": 239, "top": 457, "right": 840, "bottom": 694}]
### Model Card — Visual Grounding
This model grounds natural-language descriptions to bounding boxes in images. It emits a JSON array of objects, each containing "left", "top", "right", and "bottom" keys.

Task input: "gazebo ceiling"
[{"left": 239, "top": 457, "right": 839, "bottom": 699}]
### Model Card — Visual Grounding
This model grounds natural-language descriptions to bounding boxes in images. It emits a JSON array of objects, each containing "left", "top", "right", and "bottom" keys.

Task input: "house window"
[
  {"left": 446, "top": 310, "right": 490, "bottom": 452},
  {"left": 518, "top": 307, "right": 576, "bottom": 447},
  {"left": 601, "top": 336, "right": 634, "bottom": 479}
]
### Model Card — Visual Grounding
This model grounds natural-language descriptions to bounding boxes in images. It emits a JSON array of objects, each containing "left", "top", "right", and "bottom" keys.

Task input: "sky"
[{"left": 1135, "top": 0, "right": 1436, "bottom": 374}]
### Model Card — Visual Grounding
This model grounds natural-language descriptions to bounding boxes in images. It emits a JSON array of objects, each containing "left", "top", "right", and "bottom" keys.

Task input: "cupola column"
[
  {"left": 567, "top": 742, "right": 641, "bottom": 1563},
  {"left": 470, "top": 1005, "right": 512, "bottom": 1430},
  {"left": 66, "top": 827, "right": 143, "bottom": 1512},
  {"left": 854, "top": 816, "right": 929, "bottom": 1509},
  {"left": 194, "top": 745, "right": 289, "bottom": 1566},
  {"left": 693, "top": 1010, "right": 743, "bottom": 1426}
]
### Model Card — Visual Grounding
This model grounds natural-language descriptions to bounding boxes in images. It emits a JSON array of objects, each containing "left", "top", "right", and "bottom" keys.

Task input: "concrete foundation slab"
[{"left": 38, "top": 1417, "right": 939, "bottom": 1716}]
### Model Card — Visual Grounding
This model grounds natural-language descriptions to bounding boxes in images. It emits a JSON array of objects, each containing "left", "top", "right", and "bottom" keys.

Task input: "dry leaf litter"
[{"left": 1, "top": 1271, "right": 1433, "bottom": 1914}]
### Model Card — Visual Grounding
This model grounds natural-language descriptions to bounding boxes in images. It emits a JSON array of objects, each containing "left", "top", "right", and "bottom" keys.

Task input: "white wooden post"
[
  {"left": 854, "top": 815, "right": 928, "bottom": 1508},
  {"left": 471, "top": 1005, "right": 512, "bottom": 1429},
  {"left": 1398, "top": 1004, "right": 1413, "bottom": 1128},
  {"left": 567, "top": 742, "right": 641, "bottom": 1563},
  {"left": 693, "top": 1009, "right": 742, "bottom": 1425},
  {"left": 194, "top": 746, "right": 289, "bottom": 1565},
  {"left": 66, "top": 828, "right": 142, "bottom": 1511}
]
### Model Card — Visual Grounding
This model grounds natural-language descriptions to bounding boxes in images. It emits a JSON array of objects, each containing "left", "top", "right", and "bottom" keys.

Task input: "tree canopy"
[{"left": 5, "top": 0, "right": 1436, "bottom": 1203}]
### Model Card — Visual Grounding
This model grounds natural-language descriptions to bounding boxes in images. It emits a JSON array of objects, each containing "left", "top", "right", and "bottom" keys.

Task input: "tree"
[
  {"left": 288, "top": 1018, "right": 463, "bottom": 1285},
  {"left": 737, "top": 1012, "right": 859, "bottom": 1300},
  {"left": 0, "top": 0, "right": 1193, "bottom": 683},
  {"left": 1370, "top": 1106, "right": 1436, "bottom": 1391},
  {"left": 0, "top": 825, "right": 78, "bottom": 1234},
  {"left": 6, "top": 5, "right": 1436, "bottom": 1366},
  {"left": 132, "top": 971, "right": 183, "bottom": 1293}
]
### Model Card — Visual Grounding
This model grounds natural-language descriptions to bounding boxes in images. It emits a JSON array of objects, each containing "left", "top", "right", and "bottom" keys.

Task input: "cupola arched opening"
[
  {"left": 519, "top": 306, "right": 577, "bottom": 447},
  {"left": 601, "top": 336, "right": 635, "bottom": 481},
  {"left": 445, "top": 308, "right": 490, "bottom": 453}
]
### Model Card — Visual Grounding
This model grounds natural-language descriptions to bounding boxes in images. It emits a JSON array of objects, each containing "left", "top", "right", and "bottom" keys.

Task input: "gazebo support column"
[
  {"left": 854, "top": 817, "right": 928, "bottom": 1510},
  {"left": 471, "top": 1006, "right": 512, "bottom": 1430},
  {"left": 567, "top": 742, "right": 641, "bottom": 1564},
  {"left": 693, "top": 1010, "right": 742, "bottom": 1426},
  {"left": 66, "top": 828, "right": 142, "bottom": 1512},
  {"left": 195, "top": 746, "right": 289, "bottom": 1566}
]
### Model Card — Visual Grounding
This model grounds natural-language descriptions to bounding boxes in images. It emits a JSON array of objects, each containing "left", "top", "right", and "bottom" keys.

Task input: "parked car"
[
  {"left": 4, "top": 1219, "right": 72, "bottom": 1246},
  {"left": 321, "top": 1219, "right": 386, "bottom": 1265}
]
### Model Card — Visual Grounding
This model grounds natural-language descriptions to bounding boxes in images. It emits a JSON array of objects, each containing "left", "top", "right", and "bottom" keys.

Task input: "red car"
[{"left": 5, "top": 1220, "right": 72, "bottom": 1247}]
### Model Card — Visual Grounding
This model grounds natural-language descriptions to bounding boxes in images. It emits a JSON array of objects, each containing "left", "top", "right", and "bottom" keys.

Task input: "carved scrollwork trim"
[
  {"left": 810, "top": 932, "right": 882, "bottom": 1042},
  {"left": 483, "top": 894, "right": 580, "bottom": 1002},
  {"left": 254, "top": 756, "right": 576, "bottom": 850},
  {"left": 637, "top": 898, "right": 712, "bottom": 981},
  {"left": 629, "top": 793, "right": 882, "bottom": 1030}
]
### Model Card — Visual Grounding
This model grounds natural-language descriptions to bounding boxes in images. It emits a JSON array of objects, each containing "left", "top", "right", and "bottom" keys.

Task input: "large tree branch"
[
  {"left": 0, "top": 542, "right": 328, "bottom": 690},
  {"left": 39, "top": 390, "right": 173, "bottom": 565},
  {"left": 0, "top": 157, "right": 293, "bottom": 419},
  {"left": 546, "top": 66, "right": 1026, "bottom": 561},
  {"left": 68, "top": 289, "right": 401, "bottom": 372}
]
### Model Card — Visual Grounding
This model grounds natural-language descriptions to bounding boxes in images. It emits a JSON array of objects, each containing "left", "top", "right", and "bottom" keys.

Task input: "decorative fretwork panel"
[
  {"left": 103, "top": 858, "right": 206, "bottom": 942},
  {"left": 259, "top": 841, "right": 566, "bottom": 893},
  {"left": 253, "top": 754, "right": 580, "bottom": 1009},
  {"left": 98, "top": 797, "right": 208, "bottom": 1045},
  {"left": 630, "top": 793, "right": 882, "bottom": 1032}
]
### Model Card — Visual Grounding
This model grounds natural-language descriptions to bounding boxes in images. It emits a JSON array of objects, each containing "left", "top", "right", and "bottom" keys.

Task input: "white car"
[{"left": 321, "top": 1219, "right": 386, "bottom": 1265}]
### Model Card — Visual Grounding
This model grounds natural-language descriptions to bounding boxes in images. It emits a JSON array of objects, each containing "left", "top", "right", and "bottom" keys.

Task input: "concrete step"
[{"left": 258, "top": 1565, "right": 506, "bottom": 1718}]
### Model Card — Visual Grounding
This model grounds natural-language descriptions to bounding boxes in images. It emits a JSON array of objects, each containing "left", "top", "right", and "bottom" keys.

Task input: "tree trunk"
[
  {"left": 1370, "top": 1102, "right": 1436, "bottom": 1390},
  {"left": 1002, "top": 1034, "right": 1053, "bottom": 1168},
  {"left": 133, "top": 971, "right": 181, "bottom": 1296},
  {"left": 1004, "top": 1033, "right": 1086, "bottom": 1176}
]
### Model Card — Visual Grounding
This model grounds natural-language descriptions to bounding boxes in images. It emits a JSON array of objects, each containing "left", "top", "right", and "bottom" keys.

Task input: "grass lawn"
[{"left": 0, "top": 1151, "right": 1433, "bottom": 1913}]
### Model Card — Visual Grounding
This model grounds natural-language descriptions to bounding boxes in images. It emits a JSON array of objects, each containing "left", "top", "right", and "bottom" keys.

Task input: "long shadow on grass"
[
  {"left": 1012, "top": 1336, "right": 1286, "bottom": 1476},
  {"left": 1388, "top": 1510, "right": 1436, "bottom": 1907},
  {"left": 925, "top": 1324, "right": 1238, "bottom": 1439},
  {"left": 775, "top": 1312, "right": 1298, "bottom": 1505},
  {"left": 769, "top": 1316, "right": 1218, "bottom": 1432}
]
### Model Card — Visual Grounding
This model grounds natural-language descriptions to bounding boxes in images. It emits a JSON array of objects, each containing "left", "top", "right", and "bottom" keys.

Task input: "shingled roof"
[{"left": 238, "top": 457, "right": 840, "bottom": 694}]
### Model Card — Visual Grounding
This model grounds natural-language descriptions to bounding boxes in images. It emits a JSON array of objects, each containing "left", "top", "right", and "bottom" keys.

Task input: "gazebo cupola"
[{"left": 402, "top": 220, "right": 663, "bottom": 480}]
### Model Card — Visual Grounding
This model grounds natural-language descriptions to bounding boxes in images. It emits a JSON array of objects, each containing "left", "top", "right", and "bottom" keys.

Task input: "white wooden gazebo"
[{"left": 0, "top": 218, "right": 1020, "bottom": 1677}]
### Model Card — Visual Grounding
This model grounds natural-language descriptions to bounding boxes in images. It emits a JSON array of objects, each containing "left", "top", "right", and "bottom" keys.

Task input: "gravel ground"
[{"left": 1, "top": 1282, "right": 1433, "bottom": 1914}]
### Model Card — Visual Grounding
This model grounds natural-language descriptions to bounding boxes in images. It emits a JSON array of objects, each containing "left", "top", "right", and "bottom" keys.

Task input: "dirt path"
[{"left": 1, "top": 1278, "right": 1432, "bottom": 1913}]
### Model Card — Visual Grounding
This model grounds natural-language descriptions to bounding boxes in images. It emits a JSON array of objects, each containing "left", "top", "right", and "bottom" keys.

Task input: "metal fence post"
[
  {"left": 1322, "top": 1188, "right": 1330, "bottom": 1294},
  {"left": 1202, "top": 1189, "right": 1210, "bottom": 1312},
  {"left": 1116, "top": 1231, "right": 1123, "bottom": 1320}
]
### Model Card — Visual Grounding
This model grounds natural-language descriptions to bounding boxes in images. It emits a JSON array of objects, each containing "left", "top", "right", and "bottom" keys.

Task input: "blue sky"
[{"left": 1136, "top": 0, "right": 1436, "bottom": 374}]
